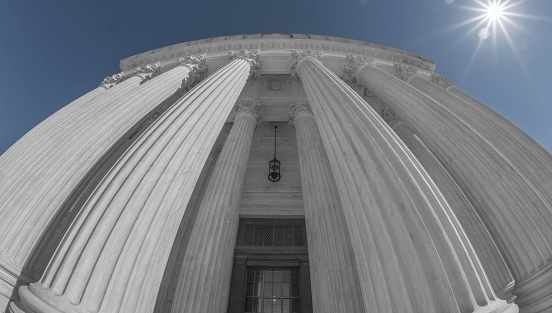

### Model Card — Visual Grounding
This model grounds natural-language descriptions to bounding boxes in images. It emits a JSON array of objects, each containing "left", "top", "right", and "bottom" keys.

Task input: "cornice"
[{"left": 119, "top": 34, "right": 436, "bottom": 73}]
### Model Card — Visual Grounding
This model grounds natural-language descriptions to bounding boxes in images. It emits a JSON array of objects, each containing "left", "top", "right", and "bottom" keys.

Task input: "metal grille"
[{"left": 238, "top": 219, "right": 306, "bottom": 247}]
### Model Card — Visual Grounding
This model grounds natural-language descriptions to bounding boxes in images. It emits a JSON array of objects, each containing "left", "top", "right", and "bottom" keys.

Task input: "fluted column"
[
  {"left": 381, "top": 108, "right": 515, "bottom": 301},
  {"left": 293, "top": 50, "right": 515, "bottom": 313},
  {"left": 170, "top": 87, "right": 259, "bottom": 313},
  {"left": 290, "top": 98, "right": 365, "bottom": 313},
  {"left": 447, "top": 83, "right": 552, "bottom": 175},
  {"left": 347, "top": 56, "right": 552, "bottom": 312},
  {"left": 0, "top": 58, "right": 206, "bottom": 308},
  {"left": 14, "top": 51, "right": 259, "bottom": 313}
]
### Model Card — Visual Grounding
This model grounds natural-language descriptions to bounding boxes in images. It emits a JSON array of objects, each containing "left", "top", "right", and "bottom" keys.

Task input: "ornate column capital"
[
  {"left": 431, "top": 73, "right": 454, "bottom": 89},
  {"left": 229, "top": 49, "right": 261, "bottom": 79},
  {"left": 391, "top": 63, "right": 419, "bottom": 83},
  {"left": 343, "top": 55, "right": 375, "bottom": 83},
  {"left": 234, "top": 98, "right": 262, "bottom": 124},
  {"left": 99, "top": 72, "right": 124, "bottom": 90},
  {"left": 177, "top": 54, "right": 208, "bottom": 93},
  {"left": 291, "top": 50, "right": 323, "bottom": 79},
  {"left": 381, "top": 106, "right": 402, "bottom": 128},
  {"left": 289, "top": 98, "right": 313, "bottom": 126},
  {"left": 135, "top": 62, "right": 161, "bottom": 84}
]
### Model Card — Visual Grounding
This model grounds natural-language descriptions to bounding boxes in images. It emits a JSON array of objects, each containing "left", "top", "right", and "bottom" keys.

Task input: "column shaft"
[
  {"left": 0, "top": 63, "right": 194, "bottom": 306},
  {"left": 356, "top": 64, "right": 552, "bottom": 311},
  {"left": 292, "top": 105, "right": 364, "bottom": 313},
  {"left": 295, "top": 54, "right": 512, "bottom": 313},
  {"left": 170, "top": 98, "right": 258, "bottom": 313},
  {"left": 391, "top": 120, "right": 515, "bottom": 301},
  {"left": 16, "top": 57, "right": 253, "bottom": 313}
]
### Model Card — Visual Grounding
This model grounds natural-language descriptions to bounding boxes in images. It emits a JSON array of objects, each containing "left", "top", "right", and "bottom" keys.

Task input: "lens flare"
[{"left": 478, "top": 27, "right": 491, "bottom": 39}]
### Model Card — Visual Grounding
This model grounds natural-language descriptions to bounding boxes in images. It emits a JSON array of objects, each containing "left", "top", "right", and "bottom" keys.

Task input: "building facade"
[{"left": 0, "top": 33, "right": 551, "bottom": 313}]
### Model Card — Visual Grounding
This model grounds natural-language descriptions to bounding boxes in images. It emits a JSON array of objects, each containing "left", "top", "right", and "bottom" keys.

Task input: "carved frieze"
[
  {"left": 392, "top": 63, "right": 418, "bottom": 82},
  {"left": 229, "top": 49, "right": 261, "bottom": 79},
  {"left": 290, "top": 50, "right": 323, "bottom": 79},
  {"left": 99, "top": 72, "right": 124, "bottom": 90},
  {"left": 135, "top": 62, "right": 161, "bottom": 84},
  {"left": 343, "top": 55, "right": 374, "bottom": 83},
  {"left": 431, "top": 73, "right": 454, "bottom": 89}
]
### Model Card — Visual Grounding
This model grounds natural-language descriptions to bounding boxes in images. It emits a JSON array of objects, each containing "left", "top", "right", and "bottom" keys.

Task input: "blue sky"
[{"left": 1, "top": 0, "right": 551, "bottom": 154}]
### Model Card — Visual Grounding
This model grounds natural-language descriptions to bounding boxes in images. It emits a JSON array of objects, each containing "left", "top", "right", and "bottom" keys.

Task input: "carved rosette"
[
  {"left": 381, "top": 106, "right": 401, "bottom": 128},
  {"left": 290, "top": 50, "right": 323, "bottom": 79},
  {"left": 289, "top": 98, "right": 313, "bottom": 126},
  {"left": 229, "top": 49, "right": 261, "bottom": 79},
  {"left": 99, "top": 72, "right": 124, "bottom": 90},
  {"left": 178, "top": 54, "right": 208, "bottom": 92},
  {"left": 343, "top": 55, "right": 374, "bottom": 83},
  {"left": 234, "top": 98, "right": 262, "bottom": 124},
  {"left": 135, "top": 62, "right": 161, "bottom": 84},
  {"left": 431, "top": 73, "right": 454, "bottom": 89},
  {"left": 392, "top": 63, "right": 419, "bottom": 82}
]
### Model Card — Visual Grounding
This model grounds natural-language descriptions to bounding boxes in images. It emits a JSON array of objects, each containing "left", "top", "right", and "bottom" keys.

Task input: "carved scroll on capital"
[
  {"left": 136, "top": 62, "right": 161, "bottom": 84},
  {"left": 381, "top": 106, "right": 401, "bottom": 128},
  {"left": 234, "top": 98, "right": 262, "bottom": 123},
  {"left": 291, "top": 50, "right": 323, "bottom": 79},
  {"left": 229, "top": 49, "right": 261, "bottom": 79},
  {"left": 99, "top": 72, "right": 124, "bottom": 90},
  {"left": 431, "top": 73, "right": 454, "bottom": 89},
  {"left": 289, "top": 98, "right": 313, "bottom": 126},
  {"left": 392, "top": 63, "right": 419, "bottom": 82},
  {"left": 178, "top": 54, "right": 208, "bottom": 93},
  {"left": 344, "top": 55, "right": 374, "bottom": 83}
]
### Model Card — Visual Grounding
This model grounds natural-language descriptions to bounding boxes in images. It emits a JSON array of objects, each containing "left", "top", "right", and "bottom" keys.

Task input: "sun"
[{"left": 484, "top": 1, "right": 505, "bottom": 22}]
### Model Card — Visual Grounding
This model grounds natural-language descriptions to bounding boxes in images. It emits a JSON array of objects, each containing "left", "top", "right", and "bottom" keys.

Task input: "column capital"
[
  {"left": 177, "top": 55, "right": 209, "bottom": 94},
  {"left": 289, "top": 98, "right": 313, "bottom": 126},
  {"left": 343, "top": 55, "right": 375, "bottom": 83},
  {"left": 391, "top": 63, "right": 419, "bottom": 82},
  {"left": 381, "top": 106, "right": 402, "bottom": 128},
  {"left": 99, "top": 72, "right": 124, "bottom": 90},
  {"left": 431, "top": 73, "right": 454, "bottom": 89},
  {"left": 234, "top": 98, "right": 262, "bottom": 124},
  {"left": 177, "top": 54, "right": 207, "bottom": 72},
  {"left": 135, "top": 62, "right": 161, "bottom": 84},
  {"left": 291, "top": 50, "right": 323, "bottom": 79},
  {"left": 229, "top": 49, "right": 261, "bottom": 79}
]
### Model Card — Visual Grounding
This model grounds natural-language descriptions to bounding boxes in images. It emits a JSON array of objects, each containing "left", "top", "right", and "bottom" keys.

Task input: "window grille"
[{"left": 237, "top": 219, "right": 306, "bottom": 247}]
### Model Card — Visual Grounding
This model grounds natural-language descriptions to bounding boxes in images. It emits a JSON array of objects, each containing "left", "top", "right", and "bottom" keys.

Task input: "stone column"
[
  {"left": 170, "top": 83, "right": 260, "bottom": 313},
  {"left": 381, "top": 107, "right": 515, "bottom": 302},
  {"left": 347, "top": 55, "right": 552, "bottom": 312},
  {"left": 290, "top": 97, "right": 365, "bottom": 313},
  {"left": 446, "top": 83, "right": 552, "bottom": 176},
  {"left": 292, "top": 50, "right": 515, "bottom": 313},
  {"left": 14, "top": 51, "right": 259, "bottom": 313},
  {"left": 0, "top": 57, "right": 207, "bottom": 309}
]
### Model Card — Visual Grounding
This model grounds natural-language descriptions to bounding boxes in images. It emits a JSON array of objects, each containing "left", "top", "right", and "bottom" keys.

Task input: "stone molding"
[
  {"left": 343, "top": 55, "right": 374, "bottom": 83},
  {"left": 119, "top": 34, "right": 435, "bottom": 72},
  {"left": 431, "top": 73, "right": 454, "bottom": 89},
  {"left": 229, "top": 49, "right": 261, "bottom": 79},
  {"left": 289, "top": 98, "right": 313, "bottom": 126},
  {"left": 135, "top": 62, "right": 161, "bottom": 84},
  {"left": 290, "top": 50, "right": 323, "bottom": 79},
  {"left": 99, "top": 72, "right": 124, "bottom": 90},
  {"left": 392, "top": 63, "right": 419, "bottom": 82}
]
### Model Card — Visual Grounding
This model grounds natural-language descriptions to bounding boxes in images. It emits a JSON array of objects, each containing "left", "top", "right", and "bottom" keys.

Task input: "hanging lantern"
[{"left": 268, "top": 124, "right": 281, "bottom": 182}]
